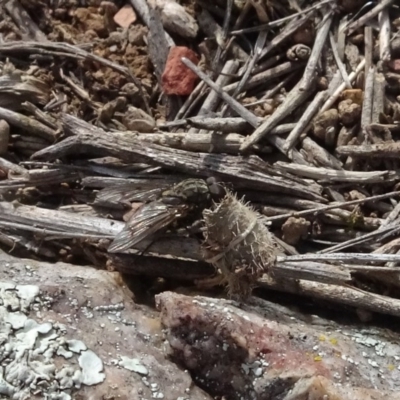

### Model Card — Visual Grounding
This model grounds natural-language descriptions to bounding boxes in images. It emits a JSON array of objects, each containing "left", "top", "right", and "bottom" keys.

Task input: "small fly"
[{"left": 106, "top": 178, "right": 222, "bottom": 253}]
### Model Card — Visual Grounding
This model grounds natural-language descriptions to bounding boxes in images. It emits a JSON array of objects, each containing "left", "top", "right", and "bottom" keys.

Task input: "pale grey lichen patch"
[
  {"left": 4, "top": 312, "right": 27, "bottom": 330},
  {"left": 56, "top": 346, "right": 73, "bottom": 359},
  {"left": 0, "top": 282, "right": 18, "bottom": 311},
  {"left": 0, "top": 281, "right": 106, "bottom": 400},
  {"left": 15, "top": 285, "right": 40, "bottom": 312},
  {"left": 119, "top": 356, "right": 149, "bottom": 376},
  {"left": 0, "top": 367, "right": 15, "bottom": 397},
  {"left": 67, "top": 339, "right": 87, "bottom": 354},
  {"left": 78, "top": 350, "right": 105, "bottom": 385}
]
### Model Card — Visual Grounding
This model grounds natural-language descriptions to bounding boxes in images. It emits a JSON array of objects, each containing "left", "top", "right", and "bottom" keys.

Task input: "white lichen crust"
[
  {"left": 0, "top": 282, "right": 105, "bottom": 400},
  {"left": 202, "top": 192, "right": 277, "bottom": 298}
]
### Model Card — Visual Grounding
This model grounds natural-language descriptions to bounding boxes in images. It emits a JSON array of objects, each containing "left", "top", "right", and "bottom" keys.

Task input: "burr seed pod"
[{"left": 202, "top": 191, "right": 277, "bottom": 299}]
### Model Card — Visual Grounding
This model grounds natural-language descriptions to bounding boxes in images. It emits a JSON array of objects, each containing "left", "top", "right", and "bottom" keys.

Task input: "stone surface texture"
[{"left": 161, "top": 46, "right": 199, "bottom": 96}]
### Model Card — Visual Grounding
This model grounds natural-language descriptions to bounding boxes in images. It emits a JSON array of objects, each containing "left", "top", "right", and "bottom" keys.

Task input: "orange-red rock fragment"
[
  {"left": 161, "top": 46, "right": 199, "bottom": 96},
  {"left": 113, "top": 4, "right": 137, "bottom": 28}
]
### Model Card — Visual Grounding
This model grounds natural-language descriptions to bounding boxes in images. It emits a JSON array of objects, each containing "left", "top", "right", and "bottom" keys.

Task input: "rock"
[
  {"left": 281, "top": 216, "right": 310, "bottom": 245},
  {"left": 312, "top": 109, "right": 339, "bottom": 146},
  {"left": 156, "top": 291, "right": 400, "bottom": 400},
  {"left": 122, "top": 105, "right": 156, "bottom": 132},
  {"left": 73, "top": 7, "right": 108, "bottom": 38},
  {"left": 161, "top": 46, "right": 199, "bottom": 96},
  {"left": 0, "top": 250, "right": 212, "bottom": 400},
  {"left": 338, "top": 99, "right": 362, "bottom": 126},
  {"left": 340, "top": 88, "right": 364, "bottom": 105},
  {"left": 113, "top": 4, "right": 137, "bottom": 28}
]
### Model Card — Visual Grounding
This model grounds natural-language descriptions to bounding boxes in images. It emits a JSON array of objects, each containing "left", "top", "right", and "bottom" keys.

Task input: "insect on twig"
[{"left": 106, "top": 178, "right": 224, "bottom": 253}]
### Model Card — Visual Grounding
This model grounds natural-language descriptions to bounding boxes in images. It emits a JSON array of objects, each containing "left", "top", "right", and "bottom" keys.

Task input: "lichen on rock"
[{"left": 0, "top": 282, "right": 105, "bottom": 400}]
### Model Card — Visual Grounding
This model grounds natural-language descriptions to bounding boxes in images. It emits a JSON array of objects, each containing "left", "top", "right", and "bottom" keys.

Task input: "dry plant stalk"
[{"left": 202, "top": 191, "right": 277, "bottom": 298}]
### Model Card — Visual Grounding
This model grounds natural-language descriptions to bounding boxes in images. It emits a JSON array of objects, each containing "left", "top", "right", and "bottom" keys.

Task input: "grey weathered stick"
[
  {"left": 0, "top": 41, "right": 146, "bottom": 96},
  {"left": 161, "top": 117, "right": 253, "bottom": 132},
  {"left": 0, "top": 157, "right": 29, "bottom": 179},
  {"left": 60, "top": 68, "right": 101, "bottom": 111},
  {"left": 193, "top": 60, "right": 239, "bottom": 134},
  {"left": 252, "top": 53, "right": 286, "bottom": 75},
  {"left": 370, "top": 123, "right": 400, "bottom": 132},
  {"left": 311, "top": 227, "right": 364, "bottom": 244},
  {"left": 264, "top": 190, "right": 400, "bottom": 223},
  {"left": 329, "top": 32, "right": 351, "bottom": 88},
  {"left": 129, "top": 0, "right": 174, "bottom": 46},
  {"left": 22, "top": 102, "right": 58, "bottom": 130},
  {"left": 211, "top": 0, "right": 233, "bottom": 72},
  {"left": 379, "top": 7, "right": 391, "bottom": 62},
  {"left": 360, "top": 67, "right": 375, "bottom": 143},
  {"left": 320, "top": 59, "right": 365, "bottom": 113},
  {"left": 346, "top": 0, "right": 395, "bottom": 35},
  {"left": 279, "top": 253, "right": 400, "bottom": 264},
  {"left": 1, "top": 231, "right": 56, "bottom": 258},
  {"left": 240, "top": 80, "right": 314, "bottom": 151},
  {"left": 0, "top": 220, "right": 112, "bottom": 240},
  {"left": 320, "top": 224, "right": 400, "bottom": 254},
  {"left": 197, "top": 9, "right": 247, "bottom": 60},
  {"left": 364, "top": 26, "right": 373, "bottom": 75},
  {"left": 180, "top": 57, "right": 260, "bottom": 128},
  {"left": 0, "top": 74, "right": 50, "bottom": 108},
  {"left": 337, "top": 15, "right": 347, "bottom": 60},
  {"left": 172, "top": 120, "right": 293, "bottom": 138},
  {"left": 0, "top": 106, "right": 56, "bottom": 142},
  {"left": 230, "top": 0, "right": 332, "bottom": 35},
  {"left": 32, "top": 115, "right": 325, "bottom": 201},
  {"left": 147, "top": 6, "right": 171, "bottom": 83},
  {"left": 301, "top": 137, "right": 343, "bottom": 169},
  {"left": 372, "top": 72, "right": 386, "bottom": 123},
  {"left": 198, "top": 60, "right": 239, "bottom": 116},
  {"left": 224, "top": 61, "right": 304, "bottom": 95},
  {"left": 259, "top": 12, "right": 315, "bottom": 60},
  {"left": 268, "top": 135, "right": 309, "bottom": 164},
  {"left": 0, "top": 168, "right": 81, "bottom": 190},
  {"left": 244, "top": 75, "right": 294, "bottom": 106},
  {"left": 283, "top": 91, "right": 327, "bottom": 152},
  {"left": 300, "top": 10, "right": 333, "bottom": 91},
  {"left": 0, "top": 201, "right": 205, "bottom": 262},
  {"left": 174, "top": 81, "right": 206, "bottom": 120},
  {"left": 13, "top": 136, "right": 49, "bottom": 154},
  {"left": 186, "top": 117, "right": 252, "bottom": 133},
  {"left": 377, "top": 202, "right": 400, "bottom": 235},
  {"left": 5, "top": 0, "right": 47, "bottom": 42},
  {"left": 274, "top": 161, "right": 391, "bottom": 183},
  {"left": 232, "top": 30, "right": 268, "bottom": 98},
  {"left": 259, "top": 274, "right": 400, "bottom": 317},
  {"left": 103, "top": 131, "right": 271, "bottom": 154},
  {"left": 336, "top": 143, "right": 400, "bottom": 159},
  {"left": 272, "top": 261, "right": 351, "bottom": 285},
  {"left": 284, "top": 71, "right": 343, "bottom": 152}
]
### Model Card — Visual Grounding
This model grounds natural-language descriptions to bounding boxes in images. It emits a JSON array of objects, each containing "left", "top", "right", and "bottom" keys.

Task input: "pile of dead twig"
[{"left": 1, "top": 0, "right": 400, "bottom": 316}]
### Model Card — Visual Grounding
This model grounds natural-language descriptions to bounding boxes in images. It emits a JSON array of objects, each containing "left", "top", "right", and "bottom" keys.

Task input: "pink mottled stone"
[{"left": 388, "top": 59, "right": 400, "bottom": 72}]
